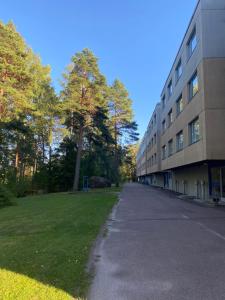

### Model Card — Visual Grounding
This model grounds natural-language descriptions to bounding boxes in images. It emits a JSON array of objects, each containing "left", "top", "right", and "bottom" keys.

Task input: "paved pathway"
[{"left": 88, "top": 183, "right": 225, "bottom": 300}]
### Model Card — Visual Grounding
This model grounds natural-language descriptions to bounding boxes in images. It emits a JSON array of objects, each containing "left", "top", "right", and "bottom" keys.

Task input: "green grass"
[{"left": 0, "top": 188, "right": 120, "bottom": 300}]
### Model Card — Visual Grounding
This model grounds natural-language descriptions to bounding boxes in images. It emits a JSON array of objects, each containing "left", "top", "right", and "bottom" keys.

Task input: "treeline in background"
[{"left": 0, "top": 21, "right": 139, "bottom": 204}]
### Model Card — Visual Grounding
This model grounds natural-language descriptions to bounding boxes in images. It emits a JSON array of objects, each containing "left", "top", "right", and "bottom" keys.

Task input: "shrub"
[
  {"left": 89, "top": 176, "right": 111, "bottom": 188},
  {"left": 7, "top": 178, "right": 33, "bottom": 198},
  {"left": 0, "top": 185, "right": 14, "bottom": 207},
  {"left": 15, "top": 179, "right": 32, "bottom": 198}
]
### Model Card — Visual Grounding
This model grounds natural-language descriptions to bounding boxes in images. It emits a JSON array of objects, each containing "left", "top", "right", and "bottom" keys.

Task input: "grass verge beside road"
[{"left": 0, "top": 188, "right": 120, "bottom": 300}]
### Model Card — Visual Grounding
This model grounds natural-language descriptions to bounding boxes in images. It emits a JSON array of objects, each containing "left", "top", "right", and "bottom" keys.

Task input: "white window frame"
[
  {"left": 168, "top": 80, "right": 173, "bottom": 98},
  {"left": 176, "top": 59, "right": 182, "bottom": 82},
  {"left": 189, "top": 117, "right": 200, "bottom": 145},
  {"left": 168, "top": 109, "right": 173, "bottom": 127},
  {"left": 162, "top": 120, "right": 166, "bottom": 134},
  {"left": 168, "top": 139, "right": 173, "bottom": 157},
  {"left": 162, "top": 145, "right": 167, "bottom": 160},
  {"left": 187, "top": 27, "right": 197, "bottom": 59},
  {"left": 189, "top": 71, "right": 199, "bottom": 100},
  {"left": 176, "top": 131, "right": 184, "bottom": 152},
  {"left": 176, "top": 94, "right": 183, "bottom": 116},
  {"left": 162, "top": 95, "right": 166, "bottom": 109}
]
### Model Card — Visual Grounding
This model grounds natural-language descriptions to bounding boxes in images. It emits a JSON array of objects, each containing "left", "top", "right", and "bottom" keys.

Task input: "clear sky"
[{"left": 1, "top": 0, "right": 197, "bottom": 138}]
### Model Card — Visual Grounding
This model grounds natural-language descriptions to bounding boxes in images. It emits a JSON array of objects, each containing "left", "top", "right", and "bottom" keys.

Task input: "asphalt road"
[{"left": 88, "top": 183, "right": 225, "bottom": 300}]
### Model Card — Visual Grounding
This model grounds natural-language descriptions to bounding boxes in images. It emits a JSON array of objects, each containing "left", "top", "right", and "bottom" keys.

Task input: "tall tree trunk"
[
  {"left": 48, "top": 145, "right": 52, "bottom": 192},
  {"left": 42, "top": 135, "right": 45, "bottom": 164},
  {"left": 19, "top": 155, "right": 24, "bottom": 179},
  {"left": 115, "top": 152, "right": 120, "bottom": 187},
  {"left": 15, "top": 146, "right": 19, "bottom": 179},
  {"left": 33, "top": 158, "right": 37, "bottom": 175},
  {"left": 73, "top": 126, "right": 83, "bottom": 192},
  {"left": 33, "top": 140, "right": 38, "bottom": 175},
  {"left": 114, "top": 122, "right": 120, "bottom": 187}
]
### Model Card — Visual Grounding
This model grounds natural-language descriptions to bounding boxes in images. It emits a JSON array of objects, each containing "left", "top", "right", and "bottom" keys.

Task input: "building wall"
[
  {"left": 203, "top": 58, "right": 225, "bottom": 160},
  {"left": 137, "top": 104, "right": 161, "bottom": 177},
  {"left": 201, "top": 0, "right": 225, "bottom": 160},
  {"left": 146, "top": 104, "right": 161, "bottom": 174},
  {"left": 160, "top": 60, "right": 207, "bottom": 171},
  {"left": 136, "top": 0, "right": 225, "bottom": 200},
  {"left": 201, "top": 0, "right": 225, "bottom": 58},
  {"left": 172, "top": 165, "right": 209, "bottom": 199}
]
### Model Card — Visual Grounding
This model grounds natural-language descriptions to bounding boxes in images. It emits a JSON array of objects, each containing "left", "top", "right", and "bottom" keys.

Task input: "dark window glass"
[
  {"left": 168, "top": 109, "right": 173, "bottom": 127},
  {"left": 176, "top": 60, "right": 182, "bottom": 81},
  {"left": 168, "top": 81, "right": 172, "bottom": 98},
  {"left": 189, "top": 117, "right": 200, "bottom": 144},
  {"left": 189, "top": 72, "right": 199, "bottom": 100},
  {"left": 168, "top": 139, "right": 173, "bottom": 156},
  {"left": 176, "top": 131, "right": 184, "bottom": 151},
  {"left": 187, "top": 28, "right": 197, "bottom": 58},
  {"left": 162, "top": 145, "right": 167, "bottom": 160},
  {"left": 176, "top": 94, "right": 184, "bottom": 115}
]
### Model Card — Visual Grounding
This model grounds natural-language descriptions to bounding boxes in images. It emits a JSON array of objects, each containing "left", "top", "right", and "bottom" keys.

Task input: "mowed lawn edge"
[{"left": 0, "top": 187, "right": 121, "bottom": 300}]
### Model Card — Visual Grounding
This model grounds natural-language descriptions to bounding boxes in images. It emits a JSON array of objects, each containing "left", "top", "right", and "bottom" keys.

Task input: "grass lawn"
[{"left": 0, "top": 187, "right": 120, "bottom": 300}]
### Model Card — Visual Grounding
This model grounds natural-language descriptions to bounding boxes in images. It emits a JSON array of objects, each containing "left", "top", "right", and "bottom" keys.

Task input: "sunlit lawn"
[{"left": 0, "top": 188, "right": 120, "bottom": 300}]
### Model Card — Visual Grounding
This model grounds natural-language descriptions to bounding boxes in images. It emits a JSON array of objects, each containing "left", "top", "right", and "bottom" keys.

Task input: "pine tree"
[
  {"left": 109, "top": 79, "right": 139, "bottom": 186},
  {"left": 0, "top": 21, "right": 55, "bottom": 194},
  {"left": 0, "top": 21, "right": 50, "bottom": 122},
  {"left": 61, "top": 49, "right": 108, "bottom": 191}
]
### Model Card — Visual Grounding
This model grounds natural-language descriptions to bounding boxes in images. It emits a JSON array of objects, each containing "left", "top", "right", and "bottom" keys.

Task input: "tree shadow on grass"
[
  {"left": 0, "top": 227, "right": 90, "bottom": 299},
  {"left": 0, "top": 190, "right": 117, "bottom": 299}
]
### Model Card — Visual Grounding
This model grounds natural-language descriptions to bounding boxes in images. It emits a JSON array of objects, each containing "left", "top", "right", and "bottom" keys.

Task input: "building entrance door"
[
  {"left": 164, "top": 172, "right": 172, "bottom": 190},
  {"left": 221, "top": 167, "right": 225, "bottom": 200},
  {"left": 211, "top": 167, "right": 225, "bottom": 201},
  {"left": 164, "top": 173, "right": 169, "bottom": 189},
  {"left": 211, "top": 167, "right": 221, "bottom": 200}
]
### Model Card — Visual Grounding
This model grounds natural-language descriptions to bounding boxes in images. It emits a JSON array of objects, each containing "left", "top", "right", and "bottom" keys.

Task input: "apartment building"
[
  {"left": 137, "top": 0, "right": 225, "bottom": 201},
  {"left": 137, "top": 104, "right": 163, "bottom": 185}
]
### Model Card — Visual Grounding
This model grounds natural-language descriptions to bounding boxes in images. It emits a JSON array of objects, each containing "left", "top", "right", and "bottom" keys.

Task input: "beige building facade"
[{"left": 137, "top": 0, "right": 225, "bottom": 201}]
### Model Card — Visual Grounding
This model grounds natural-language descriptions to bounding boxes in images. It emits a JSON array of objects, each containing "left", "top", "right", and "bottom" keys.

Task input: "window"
[
  {"left": 176, "top": 131, "right": 184, "bottom": 152},
  {"left": 162, "top": 120, "right": 166, "bottom": 133},
  {"left": 168, "top": 80, "right": 172, "bottom": 98},
  {"left": 154, "top": 114, "right": 156, "bottom": 125},
  {"left": 154, "top": 153, "right": 157, "bottom": 164},
  {"left": 162, "top": 95, "right": 165, "bottom": 109},
  {"left": 168, "top": 139, "right": 173, "bottom": 157},
  {"left": 187, "top": 27, "right": 197, "bottom": 58},
  {"left": 162, "top": 145, "right": 167, "bottom": 160},
  {"left": 176, "top": 94, "right": 184, "bottom": 115},
  {"left": 189, "top": 117, "right": 200, "bottom": 144},
  {"left": 168, "top": 109, "right": 173, "bottom": 127},
  {"left": 154, "top": 133, "right": 157, "bottom": 145},
  {"left": 189, "top": 71, "right": 199, "bottom": 100},
  {"left": 176, "top": 60, "right": 182, "bottom": 81}
]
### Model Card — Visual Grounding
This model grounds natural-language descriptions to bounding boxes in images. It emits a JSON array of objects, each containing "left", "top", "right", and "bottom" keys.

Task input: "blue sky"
[{"left": 1, "top": 0, "right": 197, "bottom": 138}]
